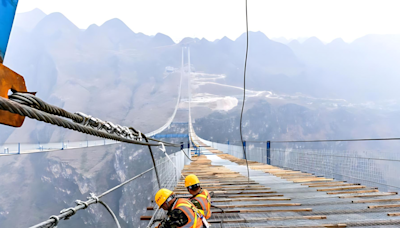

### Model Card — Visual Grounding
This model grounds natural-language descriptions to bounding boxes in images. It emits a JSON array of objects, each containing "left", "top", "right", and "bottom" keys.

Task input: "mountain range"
[{"left": 2, "top": 8, "right": 400, "bottom": 228}]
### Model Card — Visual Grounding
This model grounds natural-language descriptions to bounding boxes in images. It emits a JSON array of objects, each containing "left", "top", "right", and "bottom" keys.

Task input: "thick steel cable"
[
  {"left": 0, "top": 97, "right": 179, "bottom": 147},
  {"left": 239, "top": 0, "right": 250, "bottom": 184},
  {"left": 8, "top": 92, "right": 172, "bottom": 145},
  {"left": 9, "top": 92, "right": 84, "bottom": 123}
]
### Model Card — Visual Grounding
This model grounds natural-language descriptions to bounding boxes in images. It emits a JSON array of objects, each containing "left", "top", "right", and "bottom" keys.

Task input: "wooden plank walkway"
[{"left": 142, "top": 137, "right": 400, "bottom": 227}]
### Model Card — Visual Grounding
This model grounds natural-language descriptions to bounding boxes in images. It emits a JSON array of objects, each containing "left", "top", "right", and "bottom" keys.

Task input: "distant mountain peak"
[
  {"left": 220, "top": 36, "right": 233, "bottom": 43},
  {"left": 14, "top": 8, "right": 47, "bottom": 31},
  {"left": 303, "top": 36, "right": 324, "bottom": 46},
  {"left": 236, "top": 31, "right": 270, "bottom": 43},
  {"left": 149, "top": 33, "right": 175, "bottom": 47},
  {"left": 34, "top": 12, "right": 80, "bottom": 35},
  {"left": 101, "top": 18, "right": 132, "bottom": 31},
  {"left": 289, "top": 39, "right": 301, "bottom": 45},
  {"left": 30, "top": 8, "right": 46, "bottom": 15},
  {"left": 329, "top": 38, "right": 346, "bottom": 45},
  {"left": 179, "top": 37, "right": 196, "bottom": 45}
]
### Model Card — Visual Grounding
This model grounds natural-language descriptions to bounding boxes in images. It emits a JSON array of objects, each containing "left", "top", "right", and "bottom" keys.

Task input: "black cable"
[
  {"left": 211, "top": 204, "right": 225, "bottom": 228},
  {"left": 131, "top": 128, "right": 161, "bottom": 189},
  {"left": 239, "top": 0, "right": 250, "bottom": 184}
]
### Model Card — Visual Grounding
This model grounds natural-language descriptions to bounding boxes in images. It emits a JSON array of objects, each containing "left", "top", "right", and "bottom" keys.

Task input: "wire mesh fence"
[
  {"left": 196, "top": 137, "right": 400, "bottom": 193},
  {"left": 269, "top": 147, "right": 398, "bottom": 192}
]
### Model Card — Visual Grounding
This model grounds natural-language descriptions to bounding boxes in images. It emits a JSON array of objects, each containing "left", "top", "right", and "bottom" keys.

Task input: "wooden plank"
[
  {"left": 327, "top": 189, "right": 379, "bottom": 195},
  {"left": 174, "top": 185, "right": 269, "bottom": 190},
  {"left": 213, "top": 194, "right": 284, "bottom": 198},
  {"left": 214, "top": 203, "right": 301, "bottom": 209},
  {"left": 212, "top": 197, "right": 291, "bottom": 202},
  {"left": 140, "top": 216, "right": 152, "bottom": 220},
  {"left": 353, "top": 198, "right": 400, "bottom": 203},
  {"left": 208, "top": 215, "right": 327, "bottom": 223},
  {"left": 317, "top": 186, "right": 366, "bottom": 192},
  {"left": 211, "top": 208, "right": 313, "bottom": 213},
  {"left": 368, "top": 204, "right": 400, "bottom": 209},
  {"left": 293, "top": 178, "right": 334, "bottom": 183},
  {"left": 176, "top": 182, "right": 259, "bottom": 187},
  {"left": 251, "top": 224, "right": 346, "bottom": 228},
  {"left": 307, "top": 183, "right": 355, "bottom": 188},
  {"left": 339, "top": 192, "right": 397, "bottom": 198},
  {"left": 302, "top": 181, "right": 344, "bottom": 186}
]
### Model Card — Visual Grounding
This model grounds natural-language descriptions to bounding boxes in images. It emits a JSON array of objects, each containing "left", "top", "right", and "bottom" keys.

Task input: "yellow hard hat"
[
  {"left": 185, "top": 174, "right": 200, "bottom": 187},
  {"left": 155, "top": 188, "right": 173, "bottom": 206}
]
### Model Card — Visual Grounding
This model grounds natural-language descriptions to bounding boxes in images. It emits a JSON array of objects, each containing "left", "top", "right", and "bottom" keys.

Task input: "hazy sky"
[{"left": 16, "top": 0, "right": 400, "bottom": 43}]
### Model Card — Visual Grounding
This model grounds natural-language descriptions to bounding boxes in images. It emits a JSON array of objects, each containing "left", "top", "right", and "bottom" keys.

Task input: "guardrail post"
[
  {"left": 18, "top": 143, "right": 20, "bottom": 154},
  {"left": 243, "top": 141, "right": 246, "bottom": 159},
  {"left": 267, "top": 141, "right": 271, "bottom": 165}
]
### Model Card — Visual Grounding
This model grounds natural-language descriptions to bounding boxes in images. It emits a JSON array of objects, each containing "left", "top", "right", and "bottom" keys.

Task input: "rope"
[{"left": 0, "top": 96, "right": 178, "bottom": 148}]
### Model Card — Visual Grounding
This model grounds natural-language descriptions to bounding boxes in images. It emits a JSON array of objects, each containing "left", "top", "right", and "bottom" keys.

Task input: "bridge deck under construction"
[{"left": 144, "top": 140, "right": 400, "bottom": 228}]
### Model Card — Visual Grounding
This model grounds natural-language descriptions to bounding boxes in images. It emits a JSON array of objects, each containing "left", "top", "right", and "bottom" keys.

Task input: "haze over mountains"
[
  {"left": 2, "top": 8, "right": 400, "bottom": 144},
  {"left": 2, "top": 8, "right": 400, "bottom": 228}
]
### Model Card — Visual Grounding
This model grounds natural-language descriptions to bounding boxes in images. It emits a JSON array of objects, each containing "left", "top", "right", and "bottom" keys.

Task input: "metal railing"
[{"left": 0, "top": 139, "right": 118, "bottom": 155}]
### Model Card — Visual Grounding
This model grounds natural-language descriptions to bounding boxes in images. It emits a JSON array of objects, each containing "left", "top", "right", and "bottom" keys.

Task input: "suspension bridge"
[{"left": 2, "top": 1, "right": 400, "bottom": 228}]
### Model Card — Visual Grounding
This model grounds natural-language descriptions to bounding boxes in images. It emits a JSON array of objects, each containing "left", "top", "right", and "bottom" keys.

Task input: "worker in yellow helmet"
[
  {"left": 154, "top": 188, "right": 208, "bottom": 228},
  {"left": 185, "top": 174, "right": 212, "bottom": 219}
]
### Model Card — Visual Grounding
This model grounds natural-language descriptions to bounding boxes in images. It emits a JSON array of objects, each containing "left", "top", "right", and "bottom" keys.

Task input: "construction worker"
[
  {"left": 154, "top": 188, "right": 208, "bottom": 228},
  {"left": 185, "top": 174, "right": 212, "bottom": 219}
]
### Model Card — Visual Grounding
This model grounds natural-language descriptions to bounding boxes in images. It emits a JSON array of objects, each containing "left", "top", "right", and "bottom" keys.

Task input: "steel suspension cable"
[{"left": 0, "top": 96, "right": 178, "bottom": 148}]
